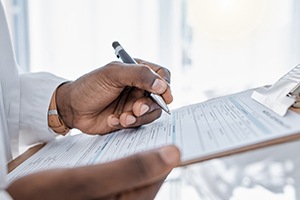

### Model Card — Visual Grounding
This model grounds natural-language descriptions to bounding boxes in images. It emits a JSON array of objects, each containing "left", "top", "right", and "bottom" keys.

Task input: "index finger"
[
  {"left": 135, "top": 59, "right": 173, "bottom": 104},
  {"left": 103, "top": 62, "right": 168, "bottom": 95},
  {"left": 135, "top": 58, "right": 171, "bottom": 84}
]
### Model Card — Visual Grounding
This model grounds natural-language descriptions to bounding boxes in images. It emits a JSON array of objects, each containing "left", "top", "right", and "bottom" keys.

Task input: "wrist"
[
  {"left": 48, "top": 88, "right": 70, "bottom": 135},
  {"left": 55, "top": 82, "right": 74, "bottom": 129},
  {"left": 48, "top": 82, "right": 73, "bottom": 134}
]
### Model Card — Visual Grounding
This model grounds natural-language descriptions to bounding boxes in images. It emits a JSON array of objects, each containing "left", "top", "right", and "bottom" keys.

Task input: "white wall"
[
  {"left": 28, "top": 0, "right": 161, "bottom": 78},
  {"left": 25, "top": 0, "right": 300, "bottom": 109}
]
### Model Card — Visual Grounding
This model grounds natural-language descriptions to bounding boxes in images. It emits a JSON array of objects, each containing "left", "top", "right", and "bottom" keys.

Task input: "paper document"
[{"left": 8, "top": 89, "right": 300, "bottom": 183}]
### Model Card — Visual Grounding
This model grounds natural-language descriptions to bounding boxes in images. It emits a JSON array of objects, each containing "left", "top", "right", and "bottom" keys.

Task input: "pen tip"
[
  {"left": 112, "top": 41, "right": 120, "bottom": 49},
  {"left": 166, "top": 109, "right": 171, "bottom": 115}
]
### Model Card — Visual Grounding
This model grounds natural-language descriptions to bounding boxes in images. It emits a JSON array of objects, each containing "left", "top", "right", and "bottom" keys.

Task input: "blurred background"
[{"left": 2, "top": 0, "right": 300, "bottom": 199}]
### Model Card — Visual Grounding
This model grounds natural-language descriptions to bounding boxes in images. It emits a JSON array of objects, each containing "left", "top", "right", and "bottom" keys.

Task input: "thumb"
[{"left": 106, "top": 62, "right": 169, "bottom": 95}]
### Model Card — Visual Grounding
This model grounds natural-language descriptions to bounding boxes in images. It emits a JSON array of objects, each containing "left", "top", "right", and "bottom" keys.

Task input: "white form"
[{"left": 7, "top": 89, "right": 300, "bottom": 183}]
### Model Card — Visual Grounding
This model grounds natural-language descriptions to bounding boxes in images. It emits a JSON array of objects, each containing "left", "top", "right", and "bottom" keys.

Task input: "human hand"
[
  {"left": 55, "top": 59, "right": 173, "bottom": 135},
  {"left": 7, "top": 145, "right": 180, "bottom": 200}
]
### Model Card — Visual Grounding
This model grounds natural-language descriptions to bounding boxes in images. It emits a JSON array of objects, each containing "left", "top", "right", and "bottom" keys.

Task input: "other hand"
[{"left": 7, "top": 145, "right": 180, "bottom": 200}]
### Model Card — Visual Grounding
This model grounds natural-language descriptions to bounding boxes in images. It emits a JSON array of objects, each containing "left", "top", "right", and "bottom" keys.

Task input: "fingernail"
[
  {"left": 159, "top": 146, "right": 180, "bottom": 165},
  {"left": 152, "top": 79, "right": 166, "bottom": 93},
  {"left": 126, "top": 115, "right": 136, "bottom": 125},
  {"left": 140, "top": 104, "right": 150, "bottom": 115},
  {"left": 110, "top": 117, "right": 120, "bottom": 126}
]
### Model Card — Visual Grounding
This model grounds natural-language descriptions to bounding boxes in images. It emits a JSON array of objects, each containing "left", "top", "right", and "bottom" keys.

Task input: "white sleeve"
[
  {"left": 0, "top": 190, "right": 13, "bottom": 200},
  {"left": 0, "top": 191, "right": 13, "bottom": 200},
  {"left": 19, "top": 72, "right": 67, "bottom": 147}
]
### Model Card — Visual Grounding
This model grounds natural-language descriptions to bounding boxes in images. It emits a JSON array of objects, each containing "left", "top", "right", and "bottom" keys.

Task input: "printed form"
[{"left": 8, "top": 89, "right": 300, "bottom": 183}]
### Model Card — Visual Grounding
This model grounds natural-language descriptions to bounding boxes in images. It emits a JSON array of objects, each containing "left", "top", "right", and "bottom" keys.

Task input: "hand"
[
  {"left": 56, "top": 59, "right": 173, "bottom": 135},
  {"left": 7, "top": 145, "right": 180, "bottom": 200}
]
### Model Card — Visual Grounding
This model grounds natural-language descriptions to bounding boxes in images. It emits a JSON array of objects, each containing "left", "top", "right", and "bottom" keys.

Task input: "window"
[
  {"left": 7, "top": 0, "right": 300, "bottom": 109},
  {"left": 3, "top": 0, "right": 30, "bottom": 71}
]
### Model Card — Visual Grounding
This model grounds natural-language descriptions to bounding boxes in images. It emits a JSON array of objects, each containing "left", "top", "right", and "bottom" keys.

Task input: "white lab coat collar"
[
  {"left": 0, "top": 1, "right": 20, "bottom": 198},
  {"left": 0, "top": 85, "right": 11, "bottom": 199},
  {"left": 0, "top": 0, "right": 20, "bottom": 159}
]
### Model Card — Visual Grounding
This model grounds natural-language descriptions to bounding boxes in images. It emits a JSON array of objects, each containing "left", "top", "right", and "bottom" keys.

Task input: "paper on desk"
[{"left": 7, "top": 89, "right": 300, "bottom": 183}]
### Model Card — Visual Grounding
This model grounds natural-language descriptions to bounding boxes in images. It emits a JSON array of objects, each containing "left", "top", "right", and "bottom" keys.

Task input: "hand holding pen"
[{"left": 112, "top": 41, "right": 171, "bottom": 115}]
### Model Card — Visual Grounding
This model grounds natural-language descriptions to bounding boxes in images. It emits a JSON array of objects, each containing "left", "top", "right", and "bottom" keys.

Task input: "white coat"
[{"left": 0, "top": 1, "right": 66, "bottom": 199}]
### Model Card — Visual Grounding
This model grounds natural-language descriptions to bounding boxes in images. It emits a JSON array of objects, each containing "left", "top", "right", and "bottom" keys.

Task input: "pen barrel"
[
  {"left": 117, "top": 48, "right": 137, "bottom": 64},
  {"left": 112, "top": 41, "right": 170, "bottom": 114}
]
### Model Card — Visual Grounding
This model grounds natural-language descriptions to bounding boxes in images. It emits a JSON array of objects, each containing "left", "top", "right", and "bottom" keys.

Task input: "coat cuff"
[
  {"left": 0, "top": 191, "right": 13, "bottom": 200},
  {"left": 19, "top": 72, "right": 67, "bottom": 148}
]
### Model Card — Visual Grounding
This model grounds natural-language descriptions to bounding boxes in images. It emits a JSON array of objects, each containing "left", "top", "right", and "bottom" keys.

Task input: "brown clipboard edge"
[
  {"left": 7, "top": 109, "right": 300, "bottom": 170},
  {"left": 7, "top": 133, "right": 300, "bottom": 171},
  {"left": 8, "top": 132, "right": 300, "bottom": 171},
  {"left": 8, "top": 143, "right": 45, "bottom": 173},
  {"left": 8, "top": 132, "right": 300, "bottom": 170},
  {"left": 180, "top": 131, "right": 300, "bottom": 166},
  {"left": 179, "top": 107, "right": 300, "bottom": 166}
]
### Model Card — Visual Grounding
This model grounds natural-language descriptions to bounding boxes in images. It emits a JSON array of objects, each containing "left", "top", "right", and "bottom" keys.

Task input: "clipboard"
[
  {"left": 251, "top": 64, "right": 300, "bottom": 116},
  {"left": 8, "top": 88, "right": 300, "bottom": 183},
  {"left": 7, "top": 65, "right": 300, "bottom": 183}
]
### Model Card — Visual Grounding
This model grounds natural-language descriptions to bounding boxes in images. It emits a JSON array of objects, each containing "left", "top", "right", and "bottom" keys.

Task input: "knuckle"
[
  {"left": 102, "top": 61, "right": 124, "bottom": 70},
  {"left": 158, "top": 67, "right": 171, "bottom": 83},
  {"left": 139, "top": 65, "right": 152, "bottom": 75},
  {"left": 109, "top": 61, "right": 122, "bottom": 65},
  {"left": 164, "top": 67, "right": 171, "bottom": 76},
  {"left": 133, "top": 65, "right": 155, "bottom": 86}
]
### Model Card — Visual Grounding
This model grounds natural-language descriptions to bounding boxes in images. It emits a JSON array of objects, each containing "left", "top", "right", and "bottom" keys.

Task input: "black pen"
[{"left": 112, "top": 41, "right": 171, "bottom": 115}]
